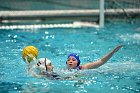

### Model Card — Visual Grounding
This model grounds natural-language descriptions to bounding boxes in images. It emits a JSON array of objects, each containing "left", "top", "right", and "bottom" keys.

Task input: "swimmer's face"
[
  {"left": 46, "top": 63, "right": 53, "bottom": 72},
  {"left": 66, "top": 56, "right": 78, "bottom": 69}
]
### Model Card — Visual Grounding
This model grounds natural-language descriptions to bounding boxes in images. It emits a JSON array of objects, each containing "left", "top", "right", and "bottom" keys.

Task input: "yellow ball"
[{"left": 22, "top": 46, "right": 38, "bottom": 63}]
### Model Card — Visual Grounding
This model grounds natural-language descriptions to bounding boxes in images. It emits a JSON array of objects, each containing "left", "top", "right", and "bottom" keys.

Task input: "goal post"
[{"left": 99, "top": 0, "right": 105, "bottom": 28}]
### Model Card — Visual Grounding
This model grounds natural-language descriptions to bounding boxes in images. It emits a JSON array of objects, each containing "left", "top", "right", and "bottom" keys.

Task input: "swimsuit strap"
[{"left": 75, "top": 66, "right": 82, "bottom": 70}]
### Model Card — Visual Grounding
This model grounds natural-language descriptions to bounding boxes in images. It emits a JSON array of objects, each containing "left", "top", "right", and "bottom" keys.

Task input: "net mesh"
[
  {"left": 0, "top": 0, "right": 140, "bottom": 25},
  {"left": 105, "top": 0, "right": 140, "bottom": 22}
]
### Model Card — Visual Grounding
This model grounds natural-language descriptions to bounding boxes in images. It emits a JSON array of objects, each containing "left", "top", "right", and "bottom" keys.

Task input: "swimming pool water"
[{"left": 0, "top": 21, "right": 140, "bottom": 93}]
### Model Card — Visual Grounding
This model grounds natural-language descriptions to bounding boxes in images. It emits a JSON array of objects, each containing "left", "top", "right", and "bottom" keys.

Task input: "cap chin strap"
[{"left": 44, "top": 58, "right": 48, "bottom": 71}]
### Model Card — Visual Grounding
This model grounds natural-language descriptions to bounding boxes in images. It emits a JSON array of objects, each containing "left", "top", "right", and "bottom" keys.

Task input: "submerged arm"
[{"left": 81, "top": 45, "right": 123, "bottom": 69}]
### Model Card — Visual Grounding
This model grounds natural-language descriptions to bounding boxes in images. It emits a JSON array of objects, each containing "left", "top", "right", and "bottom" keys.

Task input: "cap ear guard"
[{"left": 77, "top": 60, "right": 80, "bottom": 67}]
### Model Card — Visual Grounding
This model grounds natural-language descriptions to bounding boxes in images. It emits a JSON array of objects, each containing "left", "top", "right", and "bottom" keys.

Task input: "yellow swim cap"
[{"left": 22, "top": 46, "right": 38, "bottom": 63}]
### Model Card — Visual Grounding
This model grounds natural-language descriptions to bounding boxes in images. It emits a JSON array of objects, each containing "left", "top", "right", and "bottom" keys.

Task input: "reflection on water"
[
  {"left": 21, "top": 62, "right": 140, "bottom": 93},
  {"left": 0, "top": 82, "right": 22, "bottom": 93},
  {"left": 0, "top": 22, "right": 140, "bottom": 93}
]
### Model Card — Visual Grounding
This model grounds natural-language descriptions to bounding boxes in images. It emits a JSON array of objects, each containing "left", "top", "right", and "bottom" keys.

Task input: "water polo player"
[
  {"left": 30, "top": 58, "right": 62, "bottom": 79},
  {"left": 22, "top": 46, "right": 75, "bottom": 80},
  {"left": 30, "top": 58, "right": 77, "bottom": 80},
  {"left": 35, "top": 58, "right": 53, "bottom": 74},
  {"left": 66, "top": 45, "right": 123, "bottom": 70}
]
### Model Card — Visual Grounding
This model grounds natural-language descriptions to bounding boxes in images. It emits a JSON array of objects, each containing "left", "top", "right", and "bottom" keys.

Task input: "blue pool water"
[{"left": 0, "top": 21, "right": 140, "bottom": 93}]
